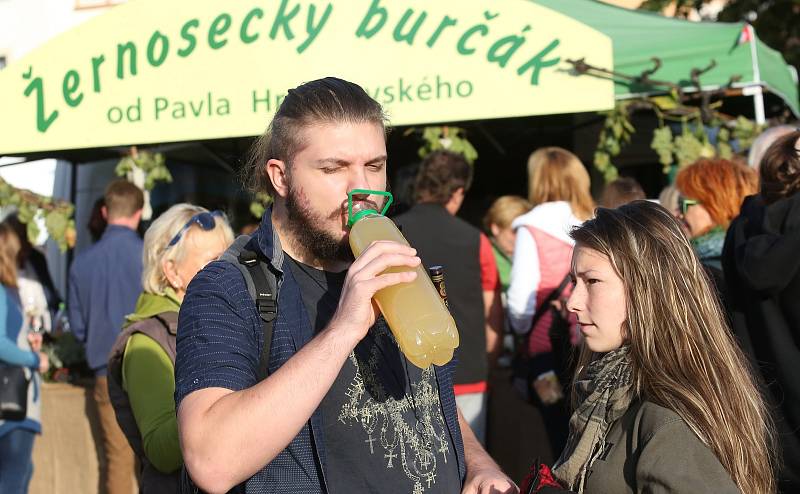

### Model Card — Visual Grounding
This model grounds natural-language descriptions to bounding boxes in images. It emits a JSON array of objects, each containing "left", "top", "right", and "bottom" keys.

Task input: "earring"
[{"left": 170, "top": 277, "right": 182, "bottom": 290}]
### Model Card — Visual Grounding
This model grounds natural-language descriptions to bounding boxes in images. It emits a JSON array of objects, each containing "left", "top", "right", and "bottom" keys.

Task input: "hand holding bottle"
[
  {"left": 330, "top": 240, "right": 420, "bottom": 347},
  {"left": 346, "top": 190, "right": 460, "bottom": 368}
]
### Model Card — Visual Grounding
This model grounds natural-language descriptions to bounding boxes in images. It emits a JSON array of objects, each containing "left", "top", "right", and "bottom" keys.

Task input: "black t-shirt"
[{"left": 286, "top": 256, "right": 461, "bottom": 494}]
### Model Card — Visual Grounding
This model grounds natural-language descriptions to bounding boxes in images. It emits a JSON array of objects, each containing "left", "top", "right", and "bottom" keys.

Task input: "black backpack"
[{"left": 179, "top": 235, "right": 279, "bottom": 494}]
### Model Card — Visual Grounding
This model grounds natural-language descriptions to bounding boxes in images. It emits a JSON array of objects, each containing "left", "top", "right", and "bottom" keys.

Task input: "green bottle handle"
[{"left": 347, "top": 189, "right": 394, "bottom": 227}]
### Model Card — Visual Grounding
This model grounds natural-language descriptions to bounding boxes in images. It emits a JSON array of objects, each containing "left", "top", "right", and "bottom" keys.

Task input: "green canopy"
[{"left": 536, "top": 0, "right": 799, "bottom": 116}]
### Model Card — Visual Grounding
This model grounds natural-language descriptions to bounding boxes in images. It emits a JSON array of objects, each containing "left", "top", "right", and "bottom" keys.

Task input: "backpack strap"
[
  {"left": 219, "top": 234, "right": 280, "bottom": 381},
  {"left": 237, "top": 248, "right": 278, "bottom": 380}
]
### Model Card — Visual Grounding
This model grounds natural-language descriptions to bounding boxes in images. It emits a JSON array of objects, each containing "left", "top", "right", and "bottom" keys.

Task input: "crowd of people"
[{"left": 0, "top": 77, "right": 798, "bottom": 494}]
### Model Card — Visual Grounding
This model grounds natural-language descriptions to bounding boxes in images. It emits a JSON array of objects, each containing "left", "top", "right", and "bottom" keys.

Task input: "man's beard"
[{"left": 285, "top": 184, "right": 355, "bottom": 263}]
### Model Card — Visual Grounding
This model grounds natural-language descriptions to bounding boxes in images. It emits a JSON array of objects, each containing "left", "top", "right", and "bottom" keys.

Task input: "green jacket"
[
  {"left": 108, "top": 290, "right": 182, "bottom": 494},
  {"left": 583, "top": 400, "right": 740, "bottom": 493}
]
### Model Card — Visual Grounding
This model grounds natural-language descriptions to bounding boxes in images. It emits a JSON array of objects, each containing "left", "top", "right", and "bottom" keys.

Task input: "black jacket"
[{"left": 722, "top": 193, "right": 800, "bottom": 491}]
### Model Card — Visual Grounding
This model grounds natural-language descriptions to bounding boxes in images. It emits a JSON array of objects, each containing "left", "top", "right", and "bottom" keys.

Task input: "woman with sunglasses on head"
[
  {"left": 548, "top": 200, "right": 775, "bottom": 494},
  {"left": 107, "top": 204, "right": 233, "bottom": 493}
]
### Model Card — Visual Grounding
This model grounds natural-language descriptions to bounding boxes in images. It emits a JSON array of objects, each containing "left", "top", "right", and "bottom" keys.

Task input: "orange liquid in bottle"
[{"left": 349, "top": 214, "right": 459, "bottom": 368}]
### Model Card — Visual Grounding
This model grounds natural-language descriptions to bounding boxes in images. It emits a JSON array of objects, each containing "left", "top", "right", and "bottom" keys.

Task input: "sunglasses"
[
  {"left": 678, "top": 196, "right": 699, "bottom": 215},
  {"left": 166, "top": 210, "right": 225, "bottom": 249}
]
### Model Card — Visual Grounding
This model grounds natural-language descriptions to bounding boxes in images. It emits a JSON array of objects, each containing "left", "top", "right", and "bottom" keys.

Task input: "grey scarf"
[{"left": 553, "top": 346, "right": 633, "bottom": 493}]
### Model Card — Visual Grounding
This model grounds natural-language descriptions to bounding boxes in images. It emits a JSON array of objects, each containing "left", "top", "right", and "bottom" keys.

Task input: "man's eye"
[
  {"left": 322, "top": 167, "right": 339, "bottom": 174},
  {"left": 368, "top": 163, "right": 385, "bottom": 171}
]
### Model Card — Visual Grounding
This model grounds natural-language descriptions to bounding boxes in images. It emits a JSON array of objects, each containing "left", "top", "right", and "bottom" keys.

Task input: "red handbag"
[{"left": 519, "top": 461, "right": 575, "bottom": 494}]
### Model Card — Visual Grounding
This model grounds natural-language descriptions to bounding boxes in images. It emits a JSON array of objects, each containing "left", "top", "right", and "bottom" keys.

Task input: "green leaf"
[
  {"left": 651, "top": 126, "right": 674, "bottom": 168},
  {"left": 718, "top": 141, "right": 733, "bottom": 159},
  {"left": 674, "top": 133, "right": 704, "bottom": 168},
  {"left": 26, "top": 220, "right": 39, "bottom": 244},
  {"left": 604, "top": 165, "right": 619, "bottom": 183},
  {"left": 650, "top": 95, "right": 678, "bottom": 110},
  {"left": 612, "top": 121, "right": 623, "bottom": 140},
  {"left": 45, "top": 210, "right": 68, "bottom": 241},
  {"left": 250, "top": 201, "right": 265, "bottom": 219},
  {"left": 594, "top": 151, "right": 610, "bottom": 169}
]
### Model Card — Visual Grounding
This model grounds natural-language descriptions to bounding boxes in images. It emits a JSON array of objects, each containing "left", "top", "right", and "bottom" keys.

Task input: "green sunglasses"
[{"left": 679, "top": 196, "right": 699, "bottom": 215}]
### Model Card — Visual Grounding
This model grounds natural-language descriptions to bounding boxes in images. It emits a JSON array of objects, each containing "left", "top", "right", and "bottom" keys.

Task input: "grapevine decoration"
[
  {"left": 115, "top": 147, "right": 172, "bottom": 190},
  {"left": 594, "top": 102, "right": 634, "bottom": 182},
  {"left": 116, "top": 147, "right": 172, "bottom": 221},
  {"left": 0, "top": 176, "right": 76, "bottom": 251},
  {"left": 568, "top": 58, "right": 766, "bottom": 183},
  {"left": 405, "top": 126, "right": 479, "bottom": 165}
]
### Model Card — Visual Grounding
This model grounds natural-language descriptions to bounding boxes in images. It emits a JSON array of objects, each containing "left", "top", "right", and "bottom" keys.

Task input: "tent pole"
[{"left": 748, "top": 24, "right": 766, "bottom": 124}]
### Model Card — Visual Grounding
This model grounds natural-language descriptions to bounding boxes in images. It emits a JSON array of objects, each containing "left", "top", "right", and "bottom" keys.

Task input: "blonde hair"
[
  {"left": 527, "top": 147, "right": 594, "bottom": 221},
  {"left": 0, "top": 223, "right": 21, "bottom": 287},
  {"left": 570, "top": 201, "right": 776, "bottom": 494},
  {"left": 142, "top": 204, "right": 234, "bottom": 295},
  {"left": 482, "top": 195, "right": 532, "bottom": 232},
  {"left": 658, "top": 184, "right": 680, "bottom": 215}
]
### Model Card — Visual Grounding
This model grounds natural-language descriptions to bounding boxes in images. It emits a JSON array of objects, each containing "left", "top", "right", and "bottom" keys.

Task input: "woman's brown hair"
[
  {"left": 676, "top": 158, "right": 758, "bottom": 228},
  {"left": 570, "top": 201, "right": 776, "bottom": 494},
  {"left": 527, "top": 147, "right": 594, "bottom": 221},
  {"left": 0, "top": 223, "right": 22, "bottom": 288},
  {"left": 759, "top": 130, "right": 800, "bottom": 205}
]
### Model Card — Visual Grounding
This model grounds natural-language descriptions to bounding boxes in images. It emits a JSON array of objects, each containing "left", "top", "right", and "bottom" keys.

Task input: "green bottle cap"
[{"left": 346, "top": 189, "right": 394, "bottom": 228}]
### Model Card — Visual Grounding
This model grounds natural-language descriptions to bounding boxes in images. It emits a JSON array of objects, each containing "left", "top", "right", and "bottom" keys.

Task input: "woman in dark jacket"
[{"left": 722, "top": 130, "right": 800, "bottom": 492}]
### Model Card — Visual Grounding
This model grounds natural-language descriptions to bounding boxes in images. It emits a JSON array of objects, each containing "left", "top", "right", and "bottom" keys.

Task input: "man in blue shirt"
[
  {"left": 175, "top": 78, "right": 517, "bottom": 494},
  {"left": 68, "top": 179, "right": 143, "bottom": 494}
]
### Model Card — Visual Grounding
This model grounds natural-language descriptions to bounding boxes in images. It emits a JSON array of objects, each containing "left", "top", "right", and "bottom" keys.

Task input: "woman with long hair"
[
  {"left": 554, "top": 200, "right": 775, "bottom": 493},
  {"left": 507, "top": 147, "right": 593, "bottom": 455},
  {"left": 509, "top": 147, "right": 594, "bottom": 347},
  {"left": 0, "top": 222, "right": 49, "bottom": 494}
]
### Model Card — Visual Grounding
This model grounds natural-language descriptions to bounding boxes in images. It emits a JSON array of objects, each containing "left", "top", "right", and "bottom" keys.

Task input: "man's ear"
[
  {"left": 450, "top": 187, "right": 465, "bottom": 208},
  {"left": 266, "top": 159, "right": 289, "bottom": 198},
  {"left": 490, "top": 223, "right": 501, "bottom": 237},
  {"left": 101, "top": 206, "right": 109, "bottom": 221}
]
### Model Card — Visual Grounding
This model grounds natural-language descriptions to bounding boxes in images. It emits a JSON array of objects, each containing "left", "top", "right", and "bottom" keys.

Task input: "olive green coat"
[{"left": 583, "top": 400, "right": 740, "bottom": 493}]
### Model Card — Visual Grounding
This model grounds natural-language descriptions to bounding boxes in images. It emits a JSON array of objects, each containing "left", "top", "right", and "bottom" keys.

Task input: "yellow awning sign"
[{"left": 0, "top": 0, "right": 614, "bottom": 155}]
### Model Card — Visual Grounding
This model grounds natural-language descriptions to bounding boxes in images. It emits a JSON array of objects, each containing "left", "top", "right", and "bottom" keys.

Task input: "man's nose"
[{"left": 348, "top": 166, "right": 371, "bottom": 195}]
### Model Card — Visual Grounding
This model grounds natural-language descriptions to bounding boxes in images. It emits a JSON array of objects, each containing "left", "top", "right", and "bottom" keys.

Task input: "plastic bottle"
[
  {"left": 346, "top": 189, "right": 459, "bottom": 369},
  {"left": 54, "top": 302, "right": 70, "bottom": 335}
]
